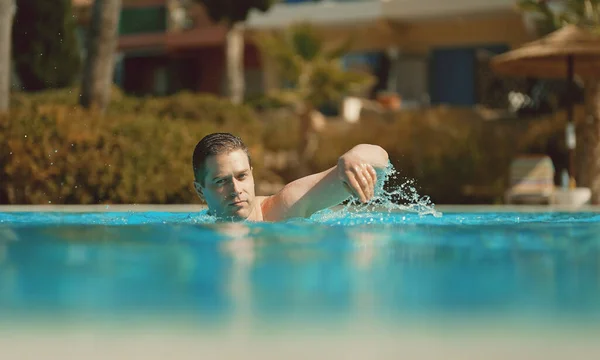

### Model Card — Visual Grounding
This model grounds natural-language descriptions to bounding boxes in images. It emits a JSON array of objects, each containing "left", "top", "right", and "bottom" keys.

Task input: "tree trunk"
[
  {"left": 80, "top": 0, "right": 121, "bottom": 113},
  {"left": 225, "top": 22, "right": 245, "bottom": 105},
  {"left": 582, "top": 79, "right": 600, "bottom": 204},
  {"left": 0, "top": 0, "right": 15, "bottom": 113},
  {"left": 295, "top": 104, "right": 318, "bottom": 177}
]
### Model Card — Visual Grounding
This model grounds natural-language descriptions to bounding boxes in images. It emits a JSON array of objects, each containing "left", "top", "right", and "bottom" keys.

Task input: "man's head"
[{"left": 192, "top": 133, "right": 256, "bottom": 220}]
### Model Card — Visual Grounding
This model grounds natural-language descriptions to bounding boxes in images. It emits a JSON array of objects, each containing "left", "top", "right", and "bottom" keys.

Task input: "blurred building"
[{"left": 73, "top": 0, "right": 534, "bottom": 107}]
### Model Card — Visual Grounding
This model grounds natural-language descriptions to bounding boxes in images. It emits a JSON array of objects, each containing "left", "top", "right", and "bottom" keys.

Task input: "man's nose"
[{"left": 230, "top": 179, "right": 242, "bottom": 195}]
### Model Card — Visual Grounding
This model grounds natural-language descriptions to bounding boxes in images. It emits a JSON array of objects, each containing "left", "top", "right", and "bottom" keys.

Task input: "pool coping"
[{"left": 1, "top": 204, "right": 600, "bottom": 212}]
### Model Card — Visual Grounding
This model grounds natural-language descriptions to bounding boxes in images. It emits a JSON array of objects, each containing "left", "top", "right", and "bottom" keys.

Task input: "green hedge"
[
  {"left": 2, "top": 88, "right": 573, "bottom": 205},
  {"left": 1, "top": 90, "right": 266, "bottom": 204}
]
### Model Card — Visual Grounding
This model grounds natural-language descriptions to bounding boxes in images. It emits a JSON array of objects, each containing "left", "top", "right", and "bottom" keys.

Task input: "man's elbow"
[
  {"left": 374, "top": 144, "right": 389, "bottom": 167},
  {"left": 355, "top": 144, "right": 389, "bottom": 168}
]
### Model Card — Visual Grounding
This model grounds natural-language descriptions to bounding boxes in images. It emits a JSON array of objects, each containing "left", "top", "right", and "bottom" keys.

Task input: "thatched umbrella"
[{"left": 491, "top": 24, "right": 600, "bottom": 187}]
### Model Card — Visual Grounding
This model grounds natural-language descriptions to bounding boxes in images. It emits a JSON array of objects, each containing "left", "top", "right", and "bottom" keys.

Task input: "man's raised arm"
[{"left": 262, "top": 144, "right": 389, "bottom": 221}]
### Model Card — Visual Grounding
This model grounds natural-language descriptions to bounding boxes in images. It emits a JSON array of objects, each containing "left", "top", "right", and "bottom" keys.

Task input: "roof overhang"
[{"left": 247, "top": 0, "right": 518, "bottom": 29}]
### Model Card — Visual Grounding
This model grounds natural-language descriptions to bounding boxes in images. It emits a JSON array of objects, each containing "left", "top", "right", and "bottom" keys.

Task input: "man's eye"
[
  {"left": 238, "top": 173, "right": 247, "bottom": 179},
  {"left": 216, "top": 179, "right": 226, "bottom": 185}
]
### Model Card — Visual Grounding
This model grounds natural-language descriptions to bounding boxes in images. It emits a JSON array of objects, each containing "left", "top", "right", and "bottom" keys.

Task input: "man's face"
[{"left": 194, "top": 149, "right": 256, "bottom": 221}]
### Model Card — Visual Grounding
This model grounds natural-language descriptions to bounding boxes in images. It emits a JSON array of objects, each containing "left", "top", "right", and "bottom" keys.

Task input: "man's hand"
[
  {"left": 339, "top": 159, "right": 377, "bottom": 203},
  {"left": 338, "top": 145, "right": 387, "bottom": 203}
]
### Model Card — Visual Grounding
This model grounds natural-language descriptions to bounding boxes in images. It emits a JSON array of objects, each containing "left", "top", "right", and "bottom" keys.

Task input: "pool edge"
[{"left": 1, "top": 204, "right": 600, "bottom": 213}]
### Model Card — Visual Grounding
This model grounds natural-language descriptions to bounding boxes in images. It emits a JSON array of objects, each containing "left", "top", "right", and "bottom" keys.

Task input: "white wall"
[
  {"left": 246, "top": 0, "right": 517, "bottom": 29},
  {"left": 394, "top": 56, "right": 428, "bottom": 104},
  {"left": 382, "top": 0, "right": 516, "bottom": 21},
  {"left": 247, "top": 1, "right": 384, "bottom": 29}
]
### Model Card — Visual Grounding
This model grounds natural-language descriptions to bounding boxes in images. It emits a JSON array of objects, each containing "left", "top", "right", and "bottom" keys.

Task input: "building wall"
[
  {"left": 73, "top": 0, "right": 533, "bottom": 104},
  {"left": 393, "top": 56, "right": 429, "bottom": 105},
  {"left": 396, "top": 13, "right": 532, "bottom": 53},
  {"left": 120, "top": 43, "right": 263, "bottom": 97},
  {"left": 307, "top": 12, "right": 531, "bottom": 55}
]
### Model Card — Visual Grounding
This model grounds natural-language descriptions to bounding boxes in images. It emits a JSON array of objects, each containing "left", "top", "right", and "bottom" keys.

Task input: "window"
[{"left": 119, "top": 6, "right": 167, "bottom": 35}]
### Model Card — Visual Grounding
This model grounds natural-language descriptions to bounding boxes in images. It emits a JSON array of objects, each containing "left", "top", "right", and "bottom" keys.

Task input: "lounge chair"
[{"left": 504, "top": 155, "right": 555, "bottom": 205}]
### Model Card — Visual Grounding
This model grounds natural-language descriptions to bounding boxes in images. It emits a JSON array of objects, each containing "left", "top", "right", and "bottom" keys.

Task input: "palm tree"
[
  {"left": 517, "top": 0, "right": 600, "bottom": 202},
  {"left": 80, "top": 0, "right": 122, "bottom": 113},
  {"left": 195, "top": 0, "right": 276, "bottom": 105},
  {"left": 0, "top": 0, "right": 15, "bottom": 113},
  {"left": 256, "top": 23, "right": 375, "bottom": 170}
]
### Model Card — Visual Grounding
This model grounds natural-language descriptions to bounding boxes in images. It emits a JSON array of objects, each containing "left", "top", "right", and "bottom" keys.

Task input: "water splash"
[
  {"left": 311, "top": 162, "right": 441, "bottom": 224},
  {"left": 376, "top": 163, "right": 440, "bottom": 217}
]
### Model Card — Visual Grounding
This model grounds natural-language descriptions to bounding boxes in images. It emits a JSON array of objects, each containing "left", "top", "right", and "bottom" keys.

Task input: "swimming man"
[{"left": 192, "top": 133, "right": 389, "bottom": 221}]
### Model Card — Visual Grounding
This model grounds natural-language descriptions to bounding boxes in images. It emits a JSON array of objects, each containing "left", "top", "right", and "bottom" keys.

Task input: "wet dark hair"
[{"left": 192, "top": 133, "right": 251, "bottom": 185}]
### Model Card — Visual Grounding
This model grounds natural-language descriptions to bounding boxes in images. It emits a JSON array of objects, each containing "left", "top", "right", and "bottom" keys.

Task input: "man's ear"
[{"left": 193, "top": 181, "right": 204, "bottom": 200}]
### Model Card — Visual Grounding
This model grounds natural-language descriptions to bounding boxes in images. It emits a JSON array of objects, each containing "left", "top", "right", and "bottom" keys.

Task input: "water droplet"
[
  {"left": 50, "top": 162, "right": 53, "bottom": 165},
  {"left": 9, "top": 152, "right": 12, "bottom": 155},
  {"left": 48, "top": 201, "right": 52, "bottom": 204},
  {"left": 24, "top": 135, "right": 27, "bottom": 138},
  {"left": 54, "top": 149, "right": 58, "bottom": 153}
]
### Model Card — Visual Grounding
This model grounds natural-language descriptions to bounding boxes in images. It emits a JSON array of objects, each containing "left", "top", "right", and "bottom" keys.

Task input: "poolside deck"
[
  {"left": 1, "top": 204, "right": 600, "bottom": 213},
  {"left": 3, "top": 319, "right": 600, "bottom": 360}
]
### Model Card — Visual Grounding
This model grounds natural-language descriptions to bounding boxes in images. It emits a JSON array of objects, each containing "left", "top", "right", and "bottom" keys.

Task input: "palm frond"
[
  {"left": 287, "top": 22, "right": 323, "bottom": 61},
  {"left": 325, "top": 34, "right": 356, "bottom": 61},
  {"left": 257, "top": 22, "right": 374, "bottom": 109},
  {"left": 255, "top": 30, "right": 304, "bottom": 82},
  {"left": 517, "top": 0, "right": 554, "bottom": 18}
]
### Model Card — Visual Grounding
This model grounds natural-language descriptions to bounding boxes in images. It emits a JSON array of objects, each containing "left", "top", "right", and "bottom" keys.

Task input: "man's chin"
[
  {"left": 219, "top": 208, "right": 250, "bottom": 222},
  {"left": 209, "top": 202, "right": 254, "bottom": 221}
]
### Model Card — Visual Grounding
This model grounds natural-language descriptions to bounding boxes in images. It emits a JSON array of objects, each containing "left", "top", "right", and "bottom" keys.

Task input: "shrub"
[
  {"left": 311, "top": 106, "right": 571, "bottom": 204},
  {"left": 261, "top": 108, "right": 301, "bottom": 152},
  {"left": 2, "top": 88, "right": 576, "bottom": 205},
  {"left": 0, "top": 92, "right": 266, "bottom": 204}
]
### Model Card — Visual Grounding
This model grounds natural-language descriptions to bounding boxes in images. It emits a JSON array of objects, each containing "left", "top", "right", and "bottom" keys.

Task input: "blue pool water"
[{"left": 1, "top": 209, "right": 600, "bottom": 327}]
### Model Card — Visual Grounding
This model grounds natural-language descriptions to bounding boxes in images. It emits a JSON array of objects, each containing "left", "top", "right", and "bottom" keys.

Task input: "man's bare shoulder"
[
  {"left": 257, "top": 194, "right": 284, "bottom": 222},
  {"left": 257, "top": 195, "right": 270, "bottom": 209},
  {"left": 257, "top": 186, "right": 304, "bottom": 222}
]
